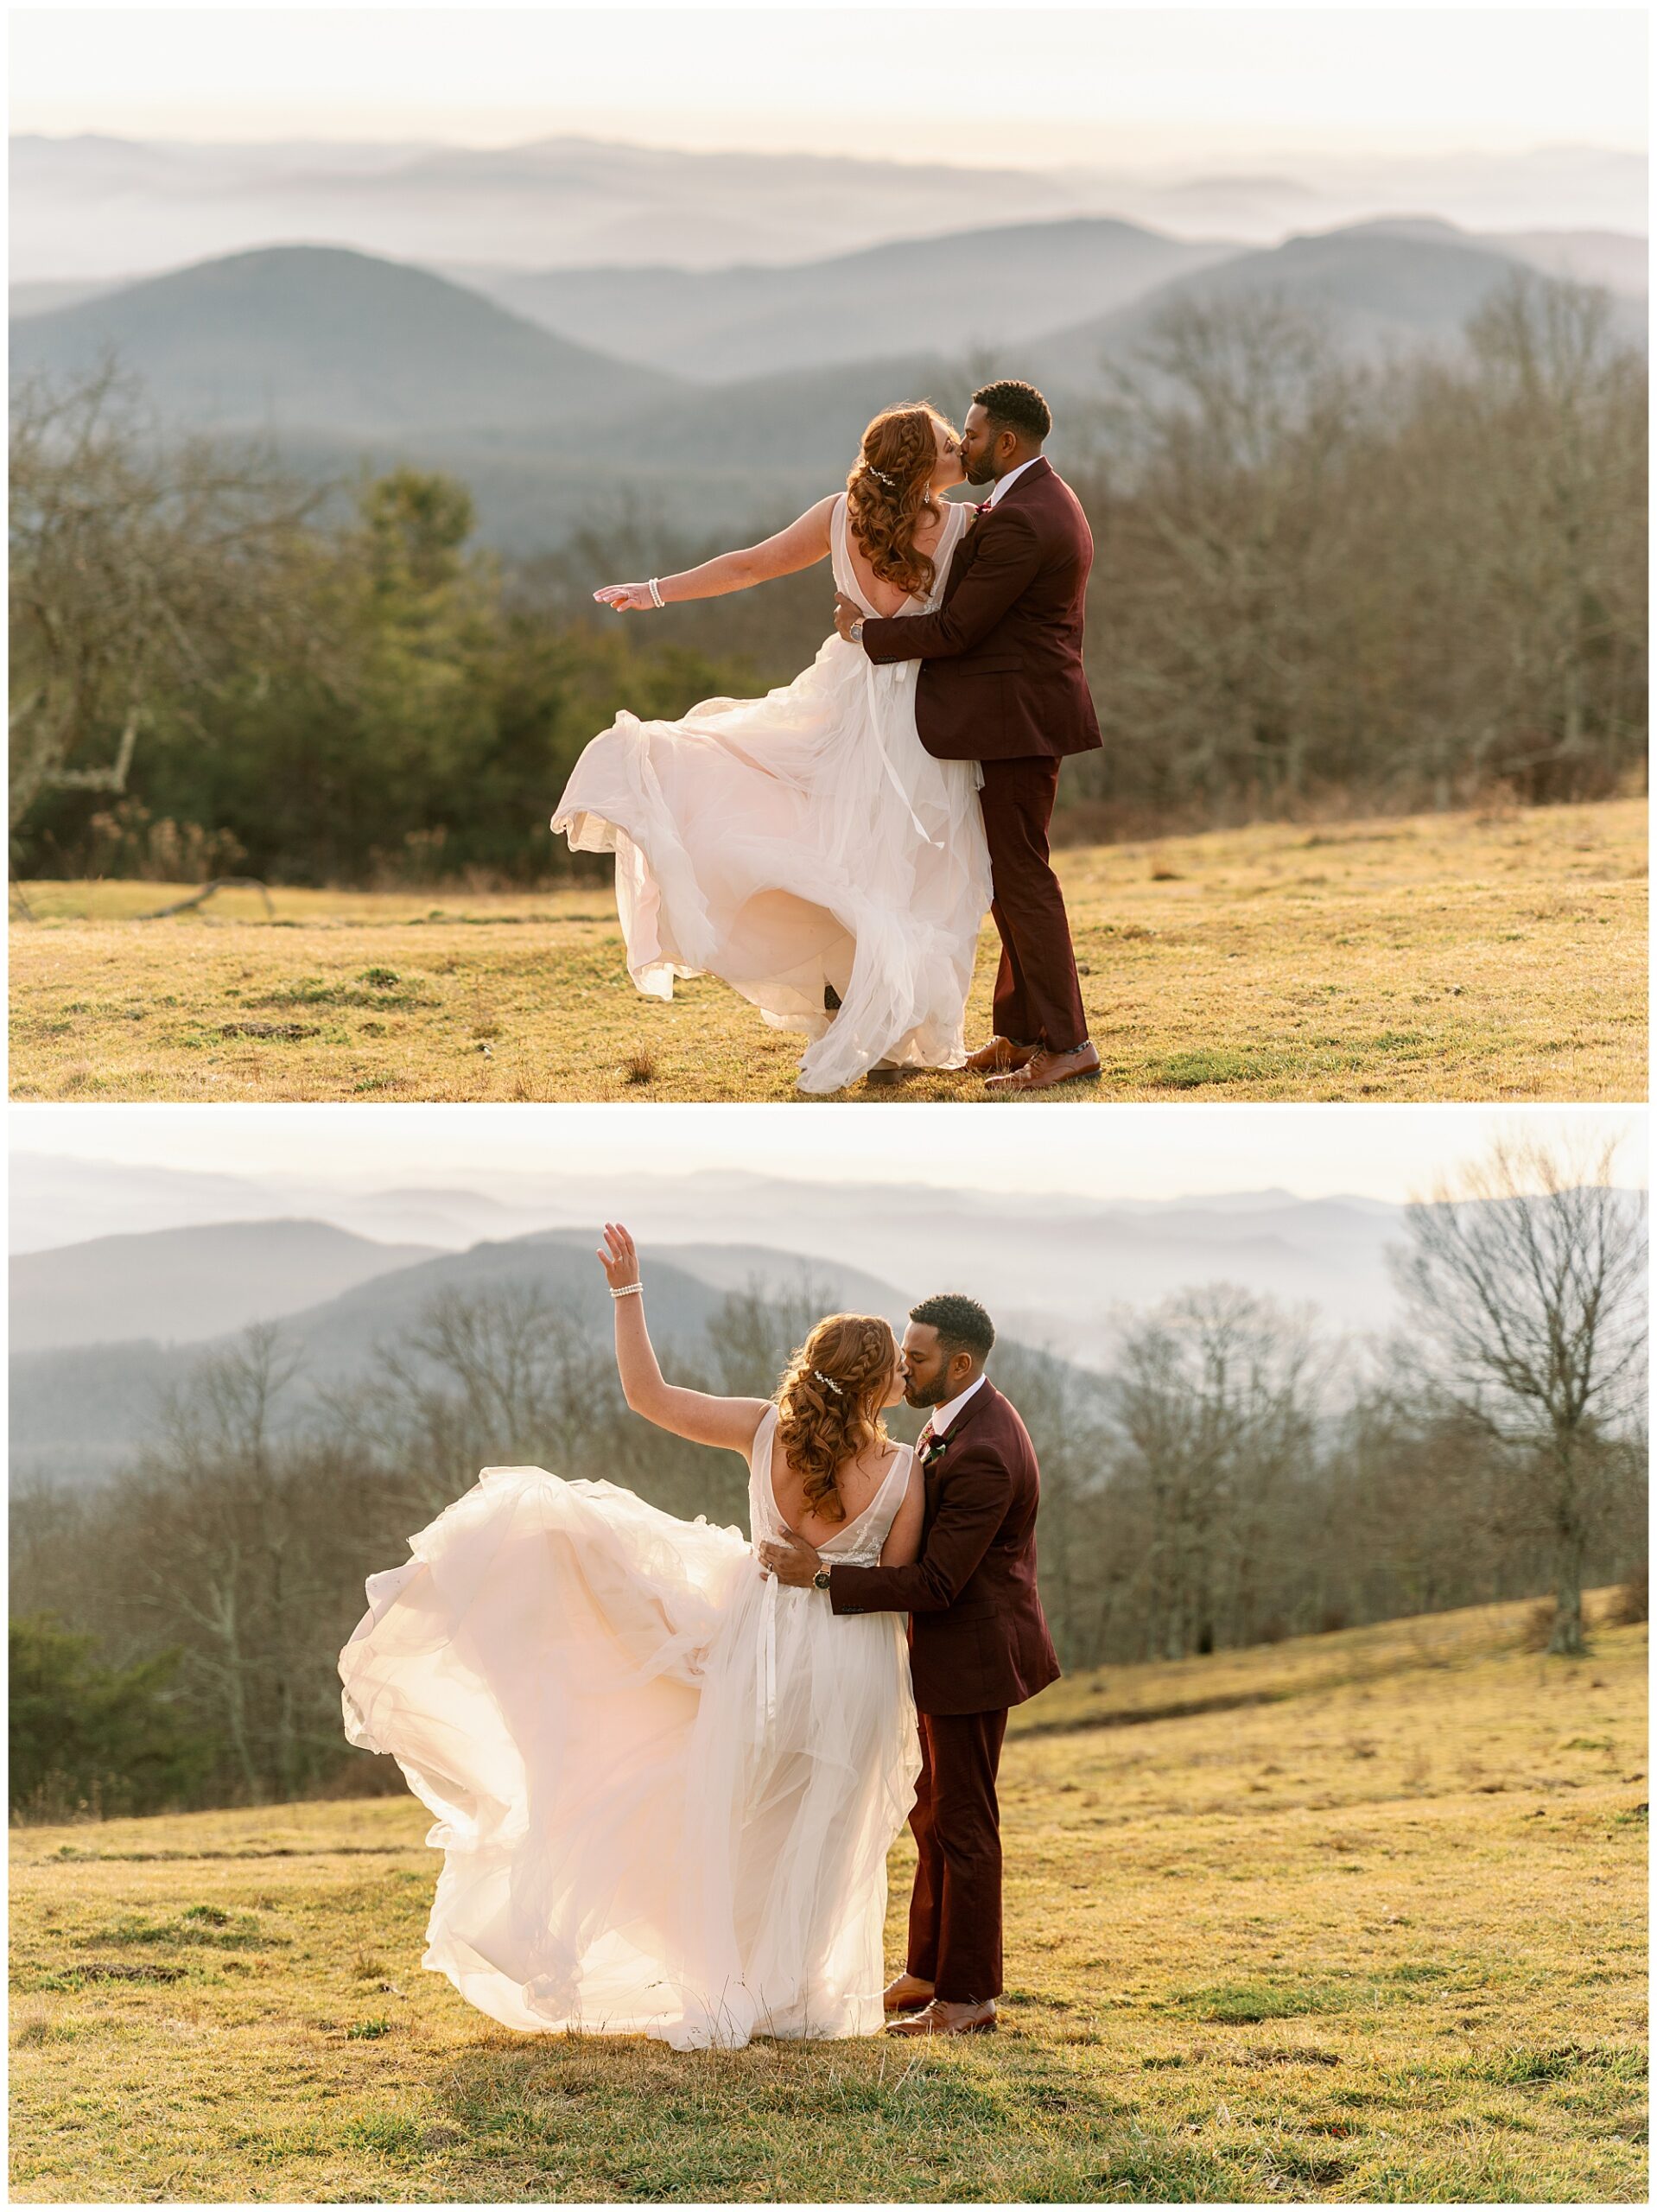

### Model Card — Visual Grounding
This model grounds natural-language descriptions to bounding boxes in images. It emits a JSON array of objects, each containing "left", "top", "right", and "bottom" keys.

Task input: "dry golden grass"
[
  {"left": 10, "top": 799, "right": 1647, "bottom": 1102},
  {"left": 10, "top": 1592, "right": 1647, "bottom": 2202}
]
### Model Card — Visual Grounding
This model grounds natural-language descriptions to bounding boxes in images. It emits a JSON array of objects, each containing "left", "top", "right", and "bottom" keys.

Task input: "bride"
[
  {"left": 339, "top": 1224, "right": 924, "bottom": 2049},
  {"left": 550, "top": 404, "right": 992, "bottom": 1093}
]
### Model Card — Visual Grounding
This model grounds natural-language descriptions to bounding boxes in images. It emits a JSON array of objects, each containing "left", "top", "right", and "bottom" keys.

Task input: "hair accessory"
[
  {"left": 610, "top": 1281, "right": 644, "bottom": 1300},
  {"left": 811, "top": 1368, "right": 845, "bottom": 1395},
  {"left": 646, "top": 577, "right": 665, "bottom": 608},
  {"left": 867, "top": 467, "right": 897, "bottom": 488}
]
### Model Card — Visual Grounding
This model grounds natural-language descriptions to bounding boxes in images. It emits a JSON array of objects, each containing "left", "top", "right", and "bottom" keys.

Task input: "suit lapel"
[
  {"left": 943, "top": 461, "right": 1052, "bottom": 604},
  {"left": 994, "top": 455, "right": 1053, "bottom": 508},
  {"left": 946, "top": 1379, "right": 997, "bottom": 1446},
  {"left": 919, "top": 1384, "right": 997, "bottom": 1541}
]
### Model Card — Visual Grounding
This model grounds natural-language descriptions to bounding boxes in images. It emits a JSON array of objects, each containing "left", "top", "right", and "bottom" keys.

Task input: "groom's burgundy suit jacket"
[
  {"left": 858, "top": 456, "right": 1101, "bottom": 763},
  {"left": 827, "top": 1380, "right": 1061, "bottom": 1717}
]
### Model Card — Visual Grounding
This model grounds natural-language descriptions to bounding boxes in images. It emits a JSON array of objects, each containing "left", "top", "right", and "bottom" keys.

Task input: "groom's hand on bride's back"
[
  {"left": 759, "top": 1530, "right": 822, "bottom": 1586},
  {"left": 834, "top": 593, "right": 863, "bottom": 643}
]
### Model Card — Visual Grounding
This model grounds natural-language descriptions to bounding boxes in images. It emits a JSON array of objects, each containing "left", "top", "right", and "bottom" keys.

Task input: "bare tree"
[
  {"left": 106, "top": 1325, "right": 330, "bottom": 1796},
  {"left": 1391, "top": 1128, "right": 1647, "bottom": 1654},
  {"left": 1460, "top": 276, "right": 1647, "bottom": 795},
  {"left": 9, "top": 362, "right": 327, "bottom": 827},
  {"left": 1368, "top": 274, "right": 1649, "bottom": 804},
  {"left": 1065, "top": 273, "right": 1645, "bottom": 833},
  {"left": 1109, "top": 1286, "right": 1325, "bottom": 1659},
  {"left": 1077, "top": 293, "right": 1371, "bottom": 815},
  {"left": 324, "top": 1276, "right": 755, "bottom": 1524},
  {"left": 701, "top": 1275, "right": 860, "bottom": 1400},
  {"left": 321, "top": 1281, "right": 628, "bottom": 1515}
]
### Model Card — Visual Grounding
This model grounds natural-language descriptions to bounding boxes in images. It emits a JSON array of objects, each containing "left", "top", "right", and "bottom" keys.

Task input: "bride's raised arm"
[
  {"left": 596, "top": 1222, "right": 771, "bottom": 1451},
  {"left": 593, "top": 496, "right": 838, "bottom": 613}
]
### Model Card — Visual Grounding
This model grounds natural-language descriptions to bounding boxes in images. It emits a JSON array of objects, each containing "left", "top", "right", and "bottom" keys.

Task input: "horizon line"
[{"left": 11, "top": 124, "right": 1647, "bottom": 162}]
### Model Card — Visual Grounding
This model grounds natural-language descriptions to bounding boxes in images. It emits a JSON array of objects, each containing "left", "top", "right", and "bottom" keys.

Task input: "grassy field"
[
  {"left": 10, "top": 799, "right": 1646, "bottom": 1102},
  {"left": 11, "top": 1592, "right": 1647, "bottom": 2203}
]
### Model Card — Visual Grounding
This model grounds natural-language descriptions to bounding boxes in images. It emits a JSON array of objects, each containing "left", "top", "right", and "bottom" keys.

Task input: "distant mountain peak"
[{"left": 10, "top": 238, "right": 682, "bottom": 441}]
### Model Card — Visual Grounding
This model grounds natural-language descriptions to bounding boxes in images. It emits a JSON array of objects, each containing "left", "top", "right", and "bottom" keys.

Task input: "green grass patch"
[
  {"left": 255, "top": 969, "right": 440, "bottom": 1012},
  {"left": 1168, "top": 1976, "right": 1360, "bottom": 2025},
  {"left": 1143, "top": 1048, "right": 1276, "bottom": 1090},
  {"left": 1472, "top": 2044, "right": 1647, "bottom": 2088},
  {"left": 84, "top": 1909, "right": 276, "bottom": 1951}
]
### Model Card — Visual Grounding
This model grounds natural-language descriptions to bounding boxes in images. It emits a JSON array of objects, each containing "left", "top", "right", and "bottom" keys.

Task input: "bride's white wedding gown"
[
  {"left": 551, "top": 496, "right": 992, "bottom": 1092},
  {"left": 339, "top": 1407, "right": 920, "bottom": 2049}
]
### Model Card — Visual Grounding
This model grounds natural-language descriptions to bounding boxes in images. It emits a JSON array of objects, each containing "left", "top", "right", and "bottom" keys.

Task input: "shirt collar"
[
  {"left": 987, "top": 456, "right": 1043, "bottom": 509},
  {"left": 929, "top": 1372, "right": 987, "bottom": 1440}
]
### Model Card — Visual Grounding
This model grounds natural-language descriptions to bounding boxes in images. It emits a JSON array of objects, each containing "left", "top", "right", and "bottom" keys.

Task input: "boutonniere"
[{"left": 922, "top": 1433, "right": 950, "bottom": 1471}]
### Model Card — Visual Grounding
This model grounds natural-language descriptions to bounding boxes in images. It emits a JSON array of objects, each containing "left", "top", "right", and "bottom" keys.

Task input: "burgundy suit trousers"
[
  {"left": 980, "top": 755, "right": 1088, "bottom": 1052},
  {"left": 905, "top": 1707, "right": 1009, "bottom": 2004}
]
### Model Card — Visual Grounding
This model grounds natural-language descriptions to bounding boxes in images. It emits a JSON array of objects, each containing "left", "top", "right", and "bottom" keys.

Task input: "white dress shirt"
[
  {"left": 986, "top": 456, "right": 1043, "bottom": 508},
  {"left": 924, "top": 1371, "right": 987, "bottom": 1441}
]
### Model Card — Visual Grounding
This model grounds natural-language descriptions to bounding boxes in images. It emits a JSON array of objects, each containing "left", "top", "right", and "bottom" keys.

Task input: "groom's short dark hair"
[
  {"left": 973, "top": 379, "right": 1051, "bottom": 445},
  {"left": 911, "top": 1293, "right": 995, "bottom": 1364}
]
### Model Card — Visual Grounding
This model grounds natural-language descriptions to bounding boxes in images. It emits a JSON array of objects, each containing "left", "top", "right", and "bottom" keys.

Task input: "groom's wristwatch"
[
  {"left": 848, "top": 619, "right": 864, "bottom": 645},
  {"left": 813, "top": 1566, "right": 832, "bottom": 1591}
]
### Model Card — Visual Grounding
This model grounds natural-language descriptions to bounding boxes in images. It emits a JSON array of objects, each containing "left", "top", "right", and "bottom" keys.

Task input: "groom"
[
  {"left": 759, "top": 1293, "right": 1059, "bottom": 2036},
  {"left": 835, "top": 379, "right": 1102, "bottom": 1092}
]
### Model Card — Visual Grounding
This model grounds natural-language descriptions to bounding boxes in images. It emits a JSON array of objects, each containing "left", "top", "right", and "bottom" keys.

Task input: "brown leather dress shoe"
[
  {"left": 985, "top": 1040, "right": 1101, "bottom": 1093},
  {"left": 886, "top": 1998, "right": 998, "bottom": 2037},
  {"left": 883, "top": 1972, "right": 936, "bottom": 2015},
  {"left": 965, "top": 1035, "right": 1037, "bottom": 1075}
]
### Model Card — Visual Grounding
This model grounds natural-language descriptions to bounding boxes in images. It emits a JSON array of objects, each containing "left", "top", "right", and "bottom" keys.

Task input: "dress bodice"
[
  {"left": 746, "top": 1404, "right": 912, "bottom": 1740},
  {"left": 830, "top": 493, "right": 972, "bottom": 621},
  {"left": 747, "top": 1404, "right": 912, "bottom": 1567}
]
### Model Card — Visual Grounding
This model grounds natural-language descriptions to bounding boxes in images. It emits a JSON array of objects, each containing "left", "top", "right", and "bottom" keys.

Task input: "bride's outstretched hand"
[
  {"left": 596, "top": 1222, "right": 641, "bottom": 1291},
  {"left": 594, "top": 583, "right": 658, "bottom": 613}
]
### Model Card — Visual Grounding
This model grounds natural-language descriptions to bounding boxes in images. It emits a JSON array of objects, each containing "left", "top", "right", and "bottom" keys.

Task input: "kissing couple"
[
  {"left": 552, "top": 378, "right": 1103, "bottom": 1095},
  {"left": 340, "top": 1224, "right": 1059, "bottom": 2049}
]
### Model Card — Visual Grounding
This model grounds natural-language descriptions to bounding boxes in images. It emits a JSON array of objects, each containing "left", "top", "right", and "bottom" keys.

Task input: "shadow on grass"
[
  {"left": 1167, "top": 1961, "right": 1466, "bottom": 2026},
  {"left": 428, "top": 2031, "right": 1137, "bottom": 2201}
]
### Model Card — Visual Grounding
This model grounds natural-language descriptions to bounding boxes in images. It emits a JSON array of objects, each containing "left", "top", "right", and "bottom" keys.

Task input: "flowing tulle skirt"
[
  {"left": 551, "top": 633, "right": 991, "bottom": 1093},
  {"left": 340, "top": 1466, "right": 920, "bottom": 2048}
]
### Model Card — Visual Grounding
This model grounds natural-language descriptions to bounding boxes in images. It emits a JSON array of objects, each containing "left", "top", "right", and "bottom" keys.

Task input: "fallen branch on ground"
[{"left": 136, "top": 878, "right": 276, "bottom": 921}]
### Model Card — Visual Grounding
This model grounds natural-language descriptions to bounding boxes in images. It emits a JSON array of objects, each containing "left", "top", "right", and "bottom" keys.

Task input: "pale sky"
[
  {"left": 9, "top": 6, "right": 1647, "bottom": 169},
  {"left": 10, "top": 1103, "right": 1644, "bottom": 1211}
]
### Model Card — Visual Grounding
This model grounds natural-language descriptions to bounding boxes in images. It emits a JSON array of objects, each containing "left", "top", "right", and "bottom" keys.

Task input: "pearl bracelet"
[
  {"left": 647, "top": 577, "right": 665, "bottom": 608},
  {"left": 610, "top": 1281, "right": 644, "bottom": 1300}
]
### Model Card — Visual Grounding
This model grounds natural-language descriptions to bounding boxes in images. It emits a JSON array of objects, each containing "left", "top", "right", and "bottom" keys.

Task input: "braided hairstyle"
[
  {"left": 775, "top": 1313, "right": 899, "bottom": 1523},
  {"left": 845, "top": 402, "right": 956, "bottom": 601}
]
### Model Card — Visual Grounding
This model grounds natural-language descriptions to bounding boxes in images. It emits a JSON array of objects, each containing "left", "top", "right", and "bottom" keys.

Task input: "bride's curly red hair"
[
  {"left": 846, "top": 402, "right": 956, "bottom": 601},
  {"left": 775, "top": 1313, "right": 898, "bottom": 1523}
]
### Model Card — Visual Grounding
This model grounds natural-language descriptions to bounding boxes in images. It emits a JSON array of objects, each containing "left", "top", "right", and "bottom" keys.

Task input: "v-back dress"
[{"left": 551, "top": 495, "right": 991, "bottom": 1092}]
